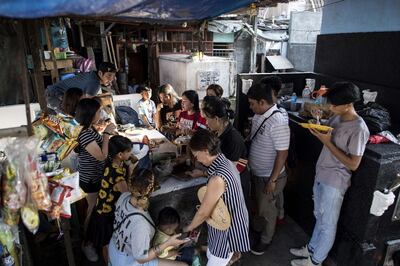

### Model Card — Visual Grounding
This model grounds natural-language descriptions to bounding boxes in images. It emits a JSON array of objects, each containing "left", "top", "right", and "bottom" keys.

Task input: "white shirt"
[{"left": 248, "top": 105, "right": 290, "bottom": 177}]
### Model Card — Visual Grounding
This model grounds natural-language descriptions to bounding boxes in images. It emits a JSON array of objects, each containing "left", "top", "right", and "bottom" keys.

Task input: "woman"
[
  {"left": 75, "top": 98, "right": 116, "bottom": 262},
  {"left": 157, "top": 84, "right": 182, "bottom": 130},
  {"left": 206, "top": 84, "right": 223, "bottom": 98},
  {"left": 109, "top": 169, "right": 189, "bottom": 266},
  {"left": 61, "top": 87, "right": 84, "bottom": 117},
  {"left": 183, "top": 129, "right": 250, "bottom": 266},
  {"left": 176, "top": 90, "right": 206, "bottom": 135}
]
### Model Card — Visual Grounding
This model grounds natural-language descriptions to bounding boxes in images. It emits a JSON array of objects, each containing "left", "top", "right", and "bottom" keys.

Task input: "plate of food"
[{"left": 299, "top": 123, "right": 333, "bottom": 133}]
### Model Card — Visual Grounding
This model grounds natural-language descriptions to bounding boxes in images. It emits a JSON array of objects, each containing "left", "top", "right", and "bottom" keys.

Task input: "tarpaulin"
[{"left": 0, "top": 0, "right": 254, "bottom": 22}]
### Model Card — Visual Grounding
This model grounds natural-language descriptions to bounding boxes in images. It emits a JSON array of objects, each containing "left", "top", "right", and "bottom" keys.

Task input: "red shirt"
[{"left": 177, "top": 111, "right": 207, "bottom": 130}]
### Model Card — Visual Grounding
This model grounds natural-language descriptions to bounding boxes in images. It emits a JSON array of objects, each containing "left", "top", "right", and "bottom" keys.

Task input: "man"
[
  {"left": 247, "top": 78, "right": 290, "bottom": 255},
  {"left": 45, "top": 62, "right": 117, "bottom": 111},
  {"left": 290, "top": 82, "right": 370, "bottom": 266}
]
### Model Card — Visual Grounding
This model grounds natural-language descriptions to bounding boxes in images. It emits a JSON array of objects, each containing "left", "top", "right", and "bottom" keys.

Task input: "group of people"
[{"left": 44, "top": 63, "right": 370, "bottom": 266}]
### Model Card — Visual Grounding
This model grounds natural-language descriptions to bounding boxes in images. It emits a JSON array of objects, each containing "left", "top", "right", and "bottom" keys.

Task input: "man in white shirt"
[{"left": 247, "top": 77, "right": 290, "bottom": 255}]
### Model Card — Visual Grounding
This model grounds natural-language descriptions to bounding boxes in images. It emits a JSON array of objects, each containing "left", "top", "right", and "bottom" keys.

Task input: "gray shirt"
[
  {"left": 110, "top": 192, "right": 155, "bottom": 265},
  {"left": 315, "top": 115, "right": 370, "bottom": 190}
]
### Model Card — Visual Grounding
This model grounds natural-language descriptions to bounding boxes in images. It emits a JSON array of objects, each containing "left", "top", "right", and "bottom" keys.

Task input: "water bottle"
[
  {"left": 290, "top": 92, "right": 297, "bottom": 111},
  {"left": 302, "top": 85, "right": 311, "bottom": 98}
]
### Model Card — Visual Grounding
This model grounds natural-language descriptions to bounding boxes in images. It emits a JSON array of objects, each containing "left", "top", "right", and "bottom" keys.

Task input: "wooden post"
[
  {"left": 43, "top": 19, "right": 59, "bottom": 83},
  {"left": 100, "top": 22, "right": 108, "bottom": 62},
  {"left": 26, "top": 20, "right": 48, "bottom": 111},
  {"left": 15, "top": 21, "right": 33, "bottom": 136}
]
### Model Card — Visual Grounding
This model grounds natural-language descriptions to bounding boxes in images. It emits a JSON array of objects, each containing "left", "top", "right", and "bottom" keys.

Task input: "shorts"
[{"left": 109, "top": 240, "right": 159, "bottom": 266}]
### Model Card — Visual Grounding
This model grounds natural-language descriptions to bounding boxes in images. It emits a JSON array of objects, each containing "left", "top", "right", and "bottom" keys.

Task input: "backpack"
[{"left": 115, "top": 106, "right": 140, "bottom": 126}]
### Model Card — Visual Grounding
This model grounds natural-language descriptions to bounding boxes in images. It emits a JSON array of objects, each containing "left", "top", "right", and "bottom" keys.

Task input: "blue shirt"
[{"left": 47, "top": 71, "right": 101, "bottom": 96}]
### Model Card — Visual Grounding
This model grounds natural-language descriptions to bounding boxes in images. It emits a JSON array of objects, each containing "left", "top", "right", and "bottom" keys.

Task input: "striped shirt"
[
  {"left": 248, "top": 104, "right": 290, "bottom": 177},
  {"left": 77, "top": 128, "right": 105, "bottom": 187},
  {"left": 206, "top": 153, "right": 250, "bottom": 259}
]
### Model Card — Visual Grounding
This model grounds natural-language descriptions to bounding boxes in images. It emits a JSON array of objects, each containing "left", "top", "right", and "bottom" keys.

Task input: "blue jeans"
[{"left": 308, "top": 182, "right": 346, "bottom": 263}]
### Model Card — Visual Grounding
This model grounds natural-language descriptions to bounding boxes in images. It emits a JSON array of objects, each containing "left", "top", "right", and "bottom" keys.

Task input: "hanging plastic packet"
[{"left": 21, "top": 204, "right": 39, "bottom": 234}]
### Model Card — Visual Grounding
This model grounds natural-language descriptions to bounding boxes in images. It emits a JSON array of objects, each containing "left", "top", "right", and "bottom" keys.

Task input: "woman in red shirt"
[{"left": 176, "top": 90, "right": 206, "bottom": 135}]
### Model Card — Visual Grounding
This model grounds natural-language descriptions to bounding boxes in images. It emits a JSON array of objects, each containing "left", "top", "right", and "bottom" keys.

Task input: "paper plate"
[{"left": 299, "top": 123, "right": 333, "bottom": 133}]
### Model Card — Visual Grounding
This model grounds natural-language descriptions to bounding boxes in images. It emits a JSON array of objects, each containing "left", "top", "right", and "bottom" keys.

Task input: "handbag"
[
  {"left": 197, "top": 186, "right": 231, "bottom": 231},
  {"left": 245, "top": 110, "right": 281, "bottom": 153}
]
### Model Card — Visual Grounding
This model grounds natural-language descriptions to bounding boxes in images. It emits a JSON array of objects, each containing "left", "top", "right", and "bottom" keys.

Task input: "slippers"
[{"left": 228, "top": 252, "right": 242, "bottom": 265}]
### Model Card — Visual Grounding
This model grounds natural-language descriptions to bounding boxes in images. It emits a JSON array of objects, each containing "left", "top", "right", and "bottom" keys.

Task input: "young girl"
[
  {"left": 87, "top": 135, "right": 134, "bottom": 263},
  {"left": 75, "top": 98, "right": 116, "bottom": 262},
  {"left": 176, "top": 90, "right": 206, "bottom": 135},
  {"left": 108, "top": 169, "right": 189, "bottom": 266}
]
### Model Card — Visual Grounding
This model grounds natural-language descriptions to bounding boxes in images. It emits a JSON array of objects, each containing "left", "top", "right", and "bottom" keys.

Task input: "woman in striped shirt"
[
  {"left": 183, "top": 129, "right": 250, "bottom": 266},
  {"left": 75, "top": 98, "right": 116, "bottom": 262}
]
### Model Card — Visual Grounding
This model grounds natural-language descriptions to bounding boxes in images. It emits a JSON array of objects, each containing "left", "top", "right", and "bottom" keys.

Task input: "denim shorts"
[{"left": 109, "top": 240, "right": 159, "bottom": 266}]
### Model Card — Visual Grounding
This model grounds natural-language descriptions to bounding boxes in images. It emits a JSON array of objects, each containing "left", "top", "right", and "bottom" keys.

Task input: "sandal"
[{"left": 228, "top": 252, "right": 242, "bottom": 265}]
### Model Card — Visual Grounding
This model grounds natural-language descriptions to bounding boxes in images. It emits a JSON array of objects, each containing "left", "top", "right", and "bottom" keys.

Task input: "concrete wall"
[
  {"left": 287, "top": 11, "right": 322, "bottom": 72},
  {"left": 321, "top": 0, "right": 400, "bottom": 34},
  {"left": 234, "top": 32, "right": 251, "bottom": 74}
]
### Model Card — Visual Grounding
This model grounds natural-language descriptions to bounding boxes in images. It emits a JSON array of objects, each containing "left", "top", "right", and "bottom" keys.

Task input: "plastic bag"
[
  {"left": 21, "top": 204, "right": 40, "bottom": 234},
  {"left": 356, "top": 102, "right": 391, "bottom": 135}
]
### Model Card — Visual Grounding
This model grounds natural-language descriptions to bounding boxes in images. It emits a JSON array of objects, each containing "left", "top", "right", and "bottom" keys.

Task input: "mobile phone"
[{"left": 177, "top": 232, "right": 189, "bottom": 240}]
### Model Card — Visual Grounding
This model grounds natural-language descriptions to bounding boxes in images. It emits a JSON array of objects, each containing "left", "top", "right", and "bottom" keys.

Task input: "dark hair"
[
  {"left": 326, "top": 82, "right": 360, "bottom": 105},
  {"left": 157, "top": 207, "right": 180, "bottom": 226},
  {"left": 75, "top": 98, "right": 101, "bottom": 129},
  {"left": 202, "top": 96, "right": 234, "bottom": 121},
  {"left": 260, "top": 76, "right": 282, "bottom": 96},
  {"left": 189, "top": 129, "right": 220, "bottom": 156},
  {"left": 206, "top": 84, "right": 224, "bottom": 98},
  {"left": 98, "top": 62, "right": 117, "bottom": 73},
  {"left": 137, "top": 85, "right": 150, "bottom": 94},
  {"left": 182, "top": 90, "right": 200, "bottom": 112},
  {"left": 61, "top": 88, "right": 83, "bottom": 116},
  {"left": 247, "top": 82, "right": 274, "bottom": 104},
  {"left": 109, "top": 136, "right": 132, "bottom": 159}
]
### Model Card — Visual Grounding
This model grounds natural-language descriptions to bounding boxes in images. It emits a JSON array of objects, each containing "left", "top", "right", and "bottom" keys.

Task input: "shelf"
[{"left": 41, "top": 59, "right": 73, "bottom": 71}]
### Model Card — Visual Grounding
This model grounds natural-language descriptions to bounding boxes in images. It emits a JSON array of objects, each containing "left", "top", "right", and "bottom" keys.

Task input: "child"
[
  {"left": 290, "top": 82, "right": 370, "bottom": 266},
  {"left": 87, "top": 135, "right": 135, "bottom": 263},
  {"left": 137, "top": 86, "right": 157, "bottom": 128},
  {"left": 153, "top": 207, "right": 199, "bottom": 265}
]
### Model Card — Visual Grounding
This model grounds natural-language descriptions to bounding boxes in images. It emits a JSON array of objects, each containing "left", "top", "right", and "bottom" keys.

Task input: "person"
[
  {"left": 246, "top": 78, "right": 290, "bottom": 256},
  {"left": 46, "top": 62, "right": 117, "bottom": 111},
  {"left": 108, "top": 169, "right": 189, "bottom": 266},
  {"left": 264, "top": 76, "right": 289, "bottom": 223},
  {"left": 206, "top": 84, "right": 223, "bottom": 98},
  {"left": 183, "top": 129, "right": 250, "bottom": 266},
  {"left": 176, "top": 90, "right": 206, "bottom": 135},
  {"left": 60, "top": 87, "right": 84, "bottom": 117},
  {"left": 290, "top": 82, "right": 370, "bottom": 266},
  {"left": 136, "top": 86, "right": 157, "bottom": 128},
  {"left": 75, "top": 98, "right": 116, "bottom": 262},
  {"left": 192, "top": 96, "right": 250, "bottom": 208},
  {"left": 157, "top": 84, "right": 182, "bottom": 130},
  {"left": 153, "top": 207, "right": 198, "bottom": 265},
  {"left": 86, "top": 136, "right": 134, "bottom": 263}
]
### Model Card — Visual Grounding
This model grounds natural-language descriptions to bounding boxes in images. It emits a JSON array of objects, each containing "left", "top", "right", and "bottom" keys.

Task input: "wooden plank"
[
  {"left": 15, "top": 21, "right": 34, "bottom": 136},
  {"left": 43, "top": 19, "right": 59, "bottom": 83},
  {"left": 26, "top": 20, "right": 48, "bottom": 111},
  {"left": 41, "top": 59, "right": 73, "bottom": 70},
  {"left": 100, "top": 22, "right": 108, "bottom": 62}
]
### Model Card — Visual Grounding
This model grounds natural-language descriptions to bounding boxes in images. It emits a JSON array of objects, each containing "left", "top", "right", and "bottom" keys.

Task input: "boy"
[
  {"left": 290, "top": 82, "right": 370, "bottom": 266},
  {"left": 137, "top": 86, "right": 157, "bottom": 128}
]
